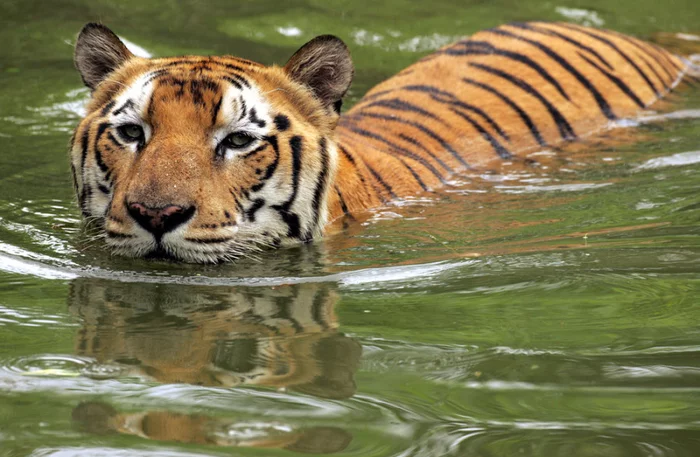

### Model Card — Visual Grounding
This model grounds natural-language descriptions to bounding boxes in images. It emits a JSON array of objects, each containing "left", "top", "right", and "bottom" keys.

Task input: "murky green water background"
[{"left": 2, "top": 1, "right": 700, "bottom": 456}]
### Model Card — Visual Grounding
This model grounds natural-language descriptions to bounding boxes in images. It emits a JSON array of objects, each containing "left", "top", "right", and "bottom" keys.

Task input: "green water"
[{"left": 2, "top": 1, "right": 700, "bottom": 456}]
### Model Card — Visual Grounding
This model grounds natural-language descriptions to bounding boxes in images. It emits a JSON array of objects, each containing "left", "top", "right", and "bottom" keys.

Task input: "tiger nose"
[{"left": 127, "top": 202, "right": 195, "bottom": 239}]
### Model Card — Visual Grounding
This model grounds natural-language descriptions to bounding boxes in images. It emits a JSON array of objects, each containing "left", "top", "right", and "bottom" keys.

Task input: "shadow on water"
[{"left": 67, "top": 278, "right": 360, "bottom": 453}]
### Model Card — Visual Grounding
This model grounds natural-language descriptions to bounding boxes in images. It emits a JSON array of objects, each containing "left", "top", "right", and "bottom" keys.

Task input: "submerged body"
[{"left": 70, "top": 22, "right": 692, "bottom": 262}]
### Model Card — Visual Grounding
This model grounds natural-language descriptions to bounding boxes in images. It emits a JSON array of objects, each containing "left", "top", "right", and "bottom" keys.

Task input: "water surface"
[{"left": 2, "top": 1, "right": 700, "bottom": 456}]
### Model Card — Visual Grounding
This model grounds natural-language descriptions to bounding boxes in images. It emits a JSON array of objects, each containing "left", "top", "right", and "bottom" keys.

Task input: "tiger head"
[{"left": 71, "top": 24, "right": 353, "bottom": 262}]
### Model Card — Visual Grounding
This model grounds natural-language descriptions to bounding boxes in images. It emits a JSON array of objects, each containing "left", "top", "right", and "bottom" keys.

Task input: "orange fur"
[{"left": 328, "top": 22, "right": 690, "bottom": 220}]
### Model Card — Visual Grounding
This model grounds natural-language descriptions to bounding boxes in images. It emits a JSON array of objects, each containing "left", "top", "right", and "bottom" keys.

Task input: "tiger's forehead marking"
[
  {"left": 112, "top": 73, "right": 156, "bottom": 119},
  {"left": 111, "top": 63, "right": 274, "bottom": 135}
]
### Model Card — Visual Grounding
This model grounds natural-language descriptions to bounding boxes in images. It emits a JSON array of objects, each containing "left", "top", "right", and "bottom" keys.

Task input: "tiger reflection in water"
[{"left": 68, "top": 279, "right": 360, "bottom": 453}]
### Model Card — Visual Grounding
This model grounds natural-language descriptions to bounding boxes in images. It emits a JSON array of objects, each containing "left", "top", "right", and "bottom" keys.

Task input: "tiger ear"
[
  {"left": 284, "top": 35, "right": 354, "bottom": 113},
  {"left": 74, "top": 23, "right": 135, "bottom": 90}
]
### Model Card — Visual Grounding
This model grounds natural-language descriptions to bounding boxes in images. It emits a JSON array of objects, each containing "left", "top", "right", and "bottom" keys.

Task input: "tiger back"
[{"left": 330, "top": 22, "right": 690, "bottom": 216}]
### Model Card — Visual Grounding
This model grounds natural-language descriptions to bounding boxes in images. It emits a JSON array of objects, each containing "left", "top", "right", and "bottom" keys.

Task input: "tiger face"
[{"left": 71, "top": 24, "right": 352, "bottom": 262}]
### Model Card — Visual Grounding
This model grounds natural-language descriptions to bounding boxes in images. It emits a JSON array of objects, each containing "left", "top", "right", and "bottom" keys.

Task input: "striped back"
[{"left": 329, "top": 22, "right": 690, "bottom": 216}]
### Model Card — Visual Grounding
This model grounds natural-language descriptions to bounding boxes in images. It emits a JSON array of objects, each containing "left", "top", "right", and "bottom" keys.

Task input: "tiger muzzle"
[{"left": 127, "top": 202, "right": 195, "bottom": 241}]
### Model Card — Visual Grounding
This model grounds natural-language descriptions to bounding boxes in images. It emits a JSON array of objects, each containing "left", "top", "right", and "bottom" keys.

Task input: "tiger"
[{"left": 70, "top": 21, "right": 698, "bottom": 263}]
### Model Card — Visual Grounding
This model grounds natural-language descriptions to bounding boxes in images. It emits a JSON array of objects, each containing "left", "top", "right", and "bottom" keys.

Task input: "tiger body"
[{"left": 71, "top": 21, "right": 692, "bottom": 262}]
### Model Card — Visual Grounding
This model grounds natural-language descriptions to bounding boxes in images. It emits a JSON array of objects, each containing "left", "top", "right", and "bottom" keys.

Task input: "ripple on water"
[
  {"left": 4, "top": 354, "right": 127, "bottom": 380},
  {"left": 402, "top": 423, "right": 700, "bottom": 457}
]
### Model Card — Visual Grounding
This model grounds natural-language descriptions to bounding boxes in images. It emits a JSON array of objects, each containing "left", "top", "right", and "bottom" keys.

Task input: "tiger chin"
[{"left": 70, "top": 22, "right": 694, "bottom": 263}]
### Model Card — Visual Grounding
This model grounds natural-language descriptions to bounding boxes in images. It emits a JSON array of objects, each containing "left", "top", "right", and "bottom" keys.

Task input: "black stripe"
[
  {"left": 70, "top": 163, "right": 79, "bottom": 196},
  {"left": 335, "top": 185, "right": 350, "bottom": 215},
  {"left": 77, "top": 125, "right": 98, "bottom": 213},
  {"left": 554, "top": 23, "right": 660, "bottom": 98},
  {"left": 356, "top": 88, "right": 395, "bottom": 104},
  {"left": 222, "top": 73, "right": 251, "bottom": 89},
  {"left": 337, "top": 142, "right": 385, "bottom": 203},
  {"left": 106, "top": 230, "right": 134, "bottom": 239},
  {"left": 338, "top": 144, "right": 358, "bottom": 168},
  {"left": 100, "top": 101, "right": 116, "bottom": 116},
  {"left": 338, "top": 144, "right": 370, "bottom": 187},
  {"left": 242, "top": 144, "right": 268, "bottom": 159},
  {"left": 364, "top": 98, "right": 447, "bottom": 124},
  {"left": 366, "top": 163, "right": 397, "bottom": 200},
  {"left": 144, "top": 69, "right": 169, "bottom": 85},
  {"left": 245, "top": 198, "right": 265, "bottom": 222},
  {"left": 98, "top": 184, "right": 110, "bottom": 195},
  {"left": 509, "top": 22, "right": 614, "bottom": 71},
  {"left": 106, "top": 132, "right": 120, "bottom": 147},
  {"left": 469, "top": 62, "right": 576, "bottom": 140},
  {"left": 189, "top": 79, "right": 205, "bottom": 106},
  {"left": 448, "top": 107, "right": 513, "bottom": 159},
  {"left": 648, "top": 42, "right": 684, "bottom": 72},
  {"left": 274, "top": 114, "right": 290, "bottom": 131},
  {"left": 211, "top": 97, "right": 223, "bottom": 127},
  {"left": 250, "top": 136, "right": 279, "bottom": 192},
  {"left": 232, "top": 195, "right": 244, "bottom": 215},
  {"left": 160, "top": 59, "right": 250, "bottom": 75},
  {"left": 338, "top": 135, "right": 391, "bottom": 203},
  {"left": 146, "top": 94, "right": 157, "bottom": 123},
  {"left": 223, "top": 76, "right": 242, "bottom": 90},
  {"left": 613, "top": 34, "right": 677, "bottom": 85},
  {"left": 184, "top": 237, "right": 234, "bottom": 244},
  {"left": 81, "top": 183, "right": 93, "bottom": 217},
  {"left": 636, "top": 52, "right": 673, "bottom": 90},
  {"left": 216, "top": 62, "right": 250, "bottom": 74},
  {"left": 345, "top": 112, "right": 451, "bottom": 172},
  {"left": 271, "top": 136, "right": 303, "bottom": 239},
  {"left": 113, "top": 100, "right": 135, "bottom": 116},
  {"left": 249, "top": 107, "right": 266, "bottom": 128},
  {"left": 160, "top": 59, "right": 204, "bottom": 68},
  {"left": 400, "top": 84, "right": 510, "bottom": 141},
  {"left": 395, "top": 132, "right": 453, "bottom": 177},
  {"left": 307, "top": 138, "right": 331, "bottom": 239},
  {"left": 347, "top": 109, "right": 470, "bottom": 170},
  {"left": 93, "top": 123, "right": 111, "bottom": 173},
  {"left": 446, "top": 40, "right": 572, "bottom": 102},
  {"left": 397, "top": 157, "right": 429, "bottom": 191},
  {"left": 280, "top": 211, "right": 302, "bottom": 239},
  {"left": 462, "top": 77, "right": 546, "bottom": 146},
  {"left": 485, "top": 27, "right": 617, "bottom": 120},
  {"left": 238, "top": 98, "right": 247, "bottom": 121},
  {"left": 79, "top": 127, "right": 90, "bottom": 171},
  {"left": 341, "top": 119, "right": 445, "bottom": 184},
  {"left": 342, "top": 126, "right": 430, "bottom": 192},
  {"left": 78, "top": 126, "right": 90, "bottom": 215},
  {"left": 577, "top": 53, "right": 645, "bottom": 108}
]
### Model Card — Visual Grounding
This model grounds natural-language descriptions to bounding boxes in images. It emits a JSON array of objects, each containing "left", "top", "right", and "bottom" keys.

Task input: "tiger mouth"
[{"left": 103, "top": 225, "right": 268, "bottom": 264}]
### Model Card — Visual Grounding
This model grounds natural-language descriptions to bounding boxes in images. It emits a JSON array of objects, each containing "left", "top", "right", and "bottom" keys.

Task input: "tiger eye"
[
  {"left": 118, "top": 124, "right": 144, "bottom": 142},
  {"left": 224, "top": 132, "right": 255, "bottom": 149}
]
